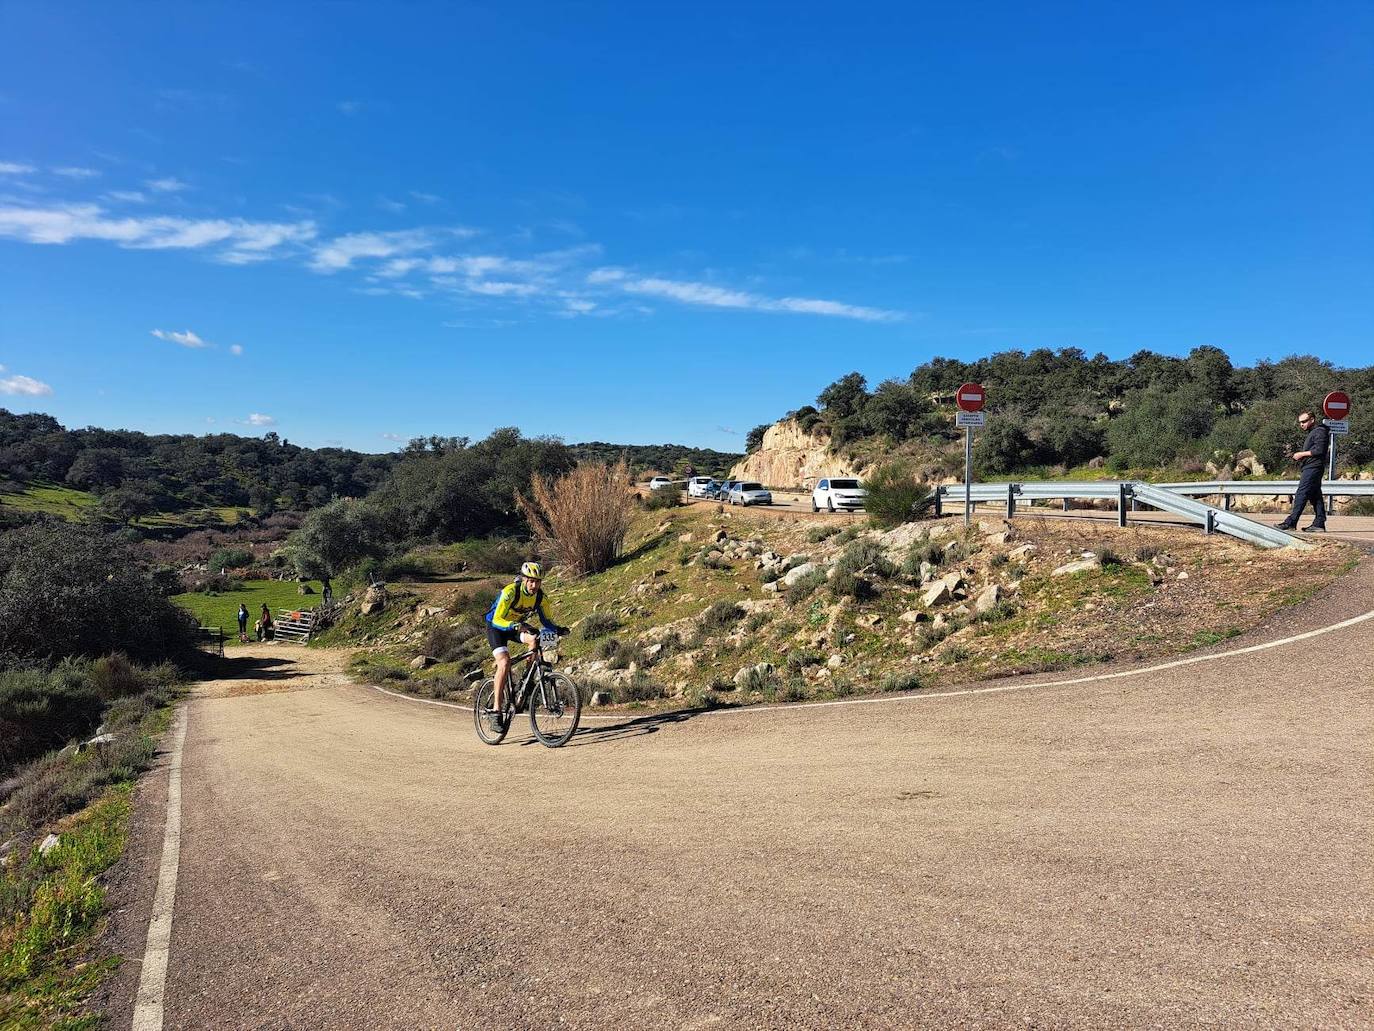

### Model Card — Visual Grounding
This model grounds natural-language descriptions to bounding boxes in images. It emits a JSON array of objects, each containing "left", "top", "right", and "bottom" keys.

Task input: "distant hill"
[{"left": 569, "top": 442, "right": 742, "bottom": 478}]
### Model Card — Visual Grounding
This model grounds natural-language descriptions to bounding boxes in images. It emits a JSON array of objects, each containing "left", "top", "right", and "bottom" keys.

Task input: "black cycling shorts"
[{"left": 486, "top": 625, "right": 524, "bottom": 652}]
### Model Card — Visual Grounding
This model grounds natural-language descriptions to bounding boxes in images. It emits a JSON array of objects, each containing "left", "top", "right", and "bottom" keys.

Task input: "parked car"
[
  {"left": 712, "top": 479, "right": 737, "bottom": 500},
  {"left": 648, "top": 476, "right": 674, "bottom": 491},
  {"left": 687, "top": 476, "right": 715, "bottom": 498},
  {"left": 727, "top": 481, "right": 773, "bottom": 506},
  {"left": 812, "top": 477, "right": 866, "bottom": 512}
]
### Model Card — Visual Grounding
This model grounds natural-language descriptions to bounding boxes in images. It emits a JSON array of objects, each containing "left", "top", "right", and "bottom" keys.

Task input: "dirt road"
[{"left": 105, "top": 562, "right": 1374, "bottom": 1029}]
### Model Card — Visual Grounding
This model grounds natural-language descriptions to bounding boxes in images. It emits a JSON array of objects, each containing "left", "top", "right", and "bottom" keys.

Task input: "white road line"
[
  {"left": 132, "top": 706, "right": 188, "bottom": 1031},
  {"left": 367, "top": 606, "right": 1374, "bottom": 721}
]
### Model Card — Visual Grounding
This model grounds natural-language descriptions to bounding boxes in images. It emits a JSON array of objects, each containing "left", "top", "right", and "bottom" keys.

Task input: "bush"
[
  {"left": 1097, "top": 547, "right": 1123, "bottom": 567},
  {"left": 744, "top": 612, "right": 771, "bottom": 633},
  {"left": 863, "top": 463, "right": 935, "bottom": 528},
  {"left": 807, "top": 525, "right": 841, "bottom": 543},
  {"left": 641, "top": 485, "right": 682, "bottom": 511},
  {"left": 621, "top": 672, "right": 669, "bottom": 702},
  {"left": 785, "top": 569, "right": 828, "bottom": 605},
  {"left": 833, "top": 538, "right": 897, "bottom": 579},
  {"left": 444, "top": 537, "right": 527, "bottom": 574},
  {"left": 580, "top": 611, "right": 621, "bottom": 640},
  {"left": 0, "top": 523, "right": 196, "bottom": 664},
  {"left": 518, "top": 460, "right": 635, "bottom": 575},
  {"left": 701, "top": 601, "right": 745, "bottom": 632},
  {"left": 1346, "top": 497, "right": 1374, "bottom": 517},
  {"left": 208, "top": 547, "right": 254, "bottom": 571},
  {"left": 422, "top": 623, "right": 481, "bottom": 663}
]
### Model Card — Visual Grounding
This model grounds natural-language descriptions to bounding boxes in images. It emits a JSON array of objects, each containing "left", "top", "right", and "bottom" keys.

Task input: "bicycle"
[{"left": 473, "top": 627, "right": 582, "bottom": 747}]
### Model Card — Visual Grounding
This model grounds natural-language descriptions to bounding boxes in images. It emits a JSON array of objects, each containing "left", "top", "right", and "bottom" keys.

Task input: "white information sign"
[
  {"left": 1323, "top": 419, "right": 1349, "bottom": 434},
  {"left": 956, "top": 410, "right": 986, "bottom": 428}
]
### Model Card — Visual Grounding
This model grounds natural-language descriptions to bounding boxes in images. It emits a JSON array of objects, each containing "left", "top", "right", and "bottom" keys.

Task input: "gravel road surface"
[{"left": 103, "top": 558, "right": 1374, "bottom": 1029}]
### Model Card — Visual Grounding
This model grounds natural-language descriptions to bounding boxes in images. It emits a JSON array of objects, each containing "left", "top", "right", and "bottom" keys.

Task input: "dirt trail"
[{"left": 101, "top": 573, "right": 1374, "bottom": 1029}]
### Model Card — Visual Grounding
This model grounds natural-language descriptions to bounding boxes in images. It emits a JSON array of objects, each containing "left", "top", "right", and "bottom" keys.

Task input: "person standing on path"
[
  {"left": 237, "top": 603, "right": 249, "bottom": 643},
  {"left": 1277, "top": 410, "right": 1330, "bottom": 532}
]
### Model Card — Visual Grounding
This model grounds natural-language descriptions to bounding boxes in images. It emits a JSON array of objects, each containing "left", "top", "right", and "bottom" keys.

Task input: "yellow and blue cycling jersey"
[{"left": 485, "top": 580, "right": 559, "bottom": 631}]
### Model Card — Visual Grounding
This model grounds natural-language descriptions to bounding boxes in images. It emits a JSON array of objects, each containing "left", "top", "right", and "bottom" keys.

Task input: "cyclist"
[{"left": 483, "top": 561, "right": 567, "bottom": 730}]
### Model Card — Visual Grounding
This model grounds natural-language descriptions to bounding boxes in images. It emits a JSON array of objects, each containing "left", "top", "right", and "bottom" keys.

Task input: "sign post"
[
  {"left": 956, "top": 383, "right": 987, "bottom": 527},
  {"left": 1323, "top": 391, "right": 1351, "bottom": 481}
]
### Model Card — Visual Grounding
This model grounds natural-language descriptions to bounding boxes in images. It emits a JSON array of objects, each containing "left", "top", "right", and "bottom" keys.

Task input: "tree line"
[{"left": 749, "top": 347, "right": 1373, "bottom": 475}]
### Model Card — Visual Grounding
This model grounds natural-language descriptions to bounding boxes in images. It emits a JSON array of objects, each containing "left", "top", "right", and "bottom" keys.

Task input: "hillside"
[
  {"left": 734, "top": 348, "right": 1373, "bottom": 488},
  {"left": 338, "top": 502, "right": 1359, "bottom": 709}
]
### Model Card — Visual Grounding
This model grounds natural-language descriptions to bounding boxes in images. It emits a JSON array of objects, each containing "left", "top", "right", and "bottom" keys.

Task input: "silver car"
[{"left": 727, "top": 481, "right": 772, "bottom": 506}]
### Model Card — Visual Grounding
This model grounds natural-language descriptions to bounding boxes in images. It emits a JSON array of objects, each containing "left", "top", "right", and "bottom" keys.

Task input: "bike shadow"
[{"left": 519, "top": 705, "right": 727, "bottom": 748}]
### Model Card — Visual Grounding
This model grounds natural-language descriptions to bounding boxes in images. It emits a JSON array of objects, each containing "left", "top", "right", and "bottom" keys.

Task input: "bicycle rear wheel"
[
  {"left": 473, "top": 678, "right": 509, "bottom": 745},
  {"left": 528, "top": 671, "right": 581, "bottom": 747}
]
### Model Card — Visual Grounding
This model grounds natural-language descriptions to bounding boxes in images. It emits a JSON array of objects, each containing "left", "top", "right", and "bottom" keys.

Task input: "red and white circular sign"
[
  {"left": 956, "top": 382, "right": 986, "bottom": 413},
  {"left": 1323, "top": 391, "right": 1351, "bottom": 420}
]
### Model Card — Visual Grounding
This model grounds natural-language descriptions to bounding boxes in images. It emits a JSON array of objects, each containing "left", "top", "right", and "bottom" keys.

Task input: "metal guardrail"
[
  {"left": 1158, "top": 480, "right": 1374, "bottom": 499},
  {"left": 935, "top": 480, "right": 1314, "bottom": 550}
]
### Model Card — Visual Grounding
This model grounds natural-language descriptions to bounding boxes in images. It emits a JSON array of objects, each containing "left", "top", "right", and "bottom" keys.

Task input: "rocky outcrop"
[{"left": 728, "top": 419, "right": 863, "bottom": 489}]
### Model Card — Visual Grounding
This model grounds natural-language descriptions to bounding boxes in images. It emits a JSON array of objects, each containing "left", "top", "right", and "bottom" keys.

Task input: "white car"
[
  {"left": 812, "top": 477, "right": 866, "bottom": 513},
  {"left": 648, "top": 476, "right": 674, "bottom": 491},
  {"left": 727, "top": 482, "right": 773, "bottom": 506},
  {"left": 687, "top": 476, "right": 715, "bottom": 498}
]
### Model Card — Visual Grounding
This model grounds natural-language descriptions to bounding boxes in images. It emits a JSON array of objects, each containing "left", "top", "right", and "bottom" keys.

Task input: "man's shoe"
[
  {"left": 1301, "top": 524, "right": 1326, "bottom": 532},
  {"left": 1275, "top": 521, "right": 1296, "bottom": 530}
]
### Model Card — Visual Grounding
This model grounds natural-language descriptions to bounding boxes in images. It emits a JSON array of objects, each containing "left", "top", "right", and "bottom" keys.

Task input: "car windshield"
[
  {"left": 741, "top": 483, "right": 763, "bottom": 491},
  {"left": 830, "top": 479, "right": 860, "bottom": 489}
]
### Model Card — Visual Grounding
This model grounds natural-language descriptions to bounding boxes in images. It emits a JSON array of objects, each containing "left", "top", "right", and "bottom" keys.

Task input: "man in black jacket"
[{"left": 1276, "top": 410, "right": 1330, "bottom": 532}]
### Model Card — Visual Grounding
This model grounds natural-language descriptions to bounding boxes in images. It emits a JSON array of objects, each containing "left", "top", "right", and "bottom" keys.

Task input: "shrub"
[
  {"left": 1346, "top": 497, "right": 1374, "bottom": 517},
  {"left": 517, "top": 460, "right": 635, "bottom": 575},
  {"left": 641, "top": 486, "right": 681, "bottom": 511},
  {"left": 207, "top": 547, "right": 254, "bottom": 571},
  {"left": 422, "top": 623, "right": 481, "bottom": 663},
  {"left": 744, "top": 611, "right": 771, "bottom": 633},
  {"left": 1097, "top": 547, "right": 1123, "bottom": 567},
  {"left": 785, "top": 650, "right": 820, "bottom": 673},
  {"left": 735, "top": 665, "right": 778, "bottom": 694},
  {"left": 445, "top": 581, "right": 502, "bottom": 623},
  {"left": 1134, "top": 544, "right": 1163, "bottom": 563},
  {"left": 863, "top": 462, "right": 935, "bottom": 528},
  {"left": 807, "top": 525, "right": 841, "bottom": 543},
  {"left": 701, "top": 552, "right": 731, "bottom": 571},
  {"left": 901, "top": 535, "right": 943, "bottom": 577},
  {"left": 941, "top": 645, "right": 971, "bottom": 664},
  {"left": 831, "top": 572, "right": 878, "bottom": 602},
  {"left": 701, "top": 601, "right": 746, "bottom": 632},
  {"left": 833, "top": 538, "right": 897, "bottom": 580},
  {"left": 786, "top": 569, "right": 828, "bottom": 605},
  {"left": 880, "top": 672, "right": 923, "bottom": 693},
  {"left": 446, "top": 537, "right": 527, "bottom": 574},
  {"left": 594, "top": 636, "right": 623, "bottom": 660},
  {"left": 580, "top": 611, "right": 621, "bottom": 640},
  {"left": 86, "top": 654, "right": 147, "bottom": 701},
  {"left": 621, "top": 671, "right": 669, "bottom": 702}
]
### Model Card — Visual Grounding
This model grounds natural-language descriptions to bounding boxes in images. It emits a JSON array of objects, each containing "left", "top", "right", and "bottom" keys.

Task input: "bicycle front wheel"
[
  {"left": 528, "top": 671, "right": 581, "bottom": 747},
  {"left": 473, "top": 678, "right": 509, "bottom": 745}
]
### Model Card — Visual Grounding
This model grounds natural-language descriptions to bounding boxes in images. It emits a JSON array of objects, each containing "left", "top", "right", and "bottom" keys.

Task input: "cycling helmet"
[{"left": 520, "top": 561, "right": 543, "bottom": 579}]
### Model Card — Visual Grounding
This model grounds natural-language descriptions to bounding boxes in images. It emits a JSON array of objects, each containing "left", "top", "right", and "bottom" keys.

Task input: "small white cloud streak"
[
  {"left": 229, "top": 343, "right": 244, "bottom": 355},
  {"left": 145, "top": 176, "right": 190, "bottom": 192},
  {"left": 0, "top": 162, "right": 35, "bottom": 175},
  {"left": 246, "top": 413, "right": 276, "bottom": 426},
  {"left": 152, "top": 328, "right": 211, "bottom": 348},
  {"left": 0, "top": 364, "right": 53, "bottom": 396},
  {"left": 0, "top": 203, "right": 316, "bottom": 261},
  {"left": 53, "top": 166, "right": 100, "bottom": 179},
  {"left": 308, "top": 229, "right": 432, "bottom": 272},
  {"left": 104, "top": 190, "right": 148, "bottom": 203},
  {"left": 587, "top": 269, "right": 904, "bottom": 322},
  {"left": 380, "top": 431, "right": 405, "bottom": 441}
]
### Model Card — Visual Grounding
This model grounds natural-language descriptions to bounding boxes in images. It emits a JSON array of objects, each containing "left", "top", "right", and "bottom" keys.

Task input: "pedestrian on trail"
[
  {"left": 237, "top": 603, "right": 249, "bottom": 643},
  {"left": 1276, "top": 410, "right": 1330, "bottom": 533},
  {"left": 322, "top": 578, "right": 333, "bottom": 606},
  {"left": 259, "top": 603, "right": 274, "bottom": 641}
]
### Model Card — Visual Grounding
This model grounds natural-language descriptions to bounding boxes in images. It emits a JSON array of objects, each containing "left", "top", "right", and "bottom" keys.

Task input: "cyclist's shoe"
[{"left": 482, "top": 707, "right": 507, "bottom": 731}]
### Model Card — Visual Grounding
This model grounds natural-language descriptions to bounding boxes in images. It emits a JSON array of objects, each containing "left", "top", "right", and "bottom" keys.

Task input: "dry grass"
[{"left": 519, "top": 460, "right": 635, "bottom": 575}]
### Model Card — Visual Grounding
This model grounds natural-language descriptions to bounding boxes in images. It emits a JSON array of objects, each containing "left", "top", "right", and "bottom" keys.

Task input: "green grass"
[
  {"left": 172, "top": 579, "right": 323, "bottom": 639},
  {"left": 0, "top": 482, "right": 99, "bottom": 520},
  {"left": 0, "top": 785, "right": 131, "bottom": 1030},
  {"left": 1191, "top": 627, "right": 1243, "bottom": 648}
]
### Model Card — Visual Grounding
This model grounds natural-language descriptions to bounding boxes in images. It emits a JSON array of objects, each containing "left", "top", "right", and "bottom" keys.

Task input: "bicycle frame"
[{"left": 499, "top": 639, "right": 555, "bottom": 714}]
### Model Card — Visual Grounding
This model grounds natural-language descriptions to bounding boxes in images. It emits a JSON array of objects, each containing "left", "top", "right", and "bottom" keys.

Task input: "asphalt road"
[{"left": 104, "top": 558, "right": 1374, "bottom": 1029}]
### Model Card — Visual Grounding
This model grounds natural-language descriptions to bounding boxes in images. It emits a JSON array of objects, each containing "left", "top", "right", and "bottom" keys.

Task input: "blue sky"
[{"left": 1, "top": 1, "right": 1370, "bottom": 452}]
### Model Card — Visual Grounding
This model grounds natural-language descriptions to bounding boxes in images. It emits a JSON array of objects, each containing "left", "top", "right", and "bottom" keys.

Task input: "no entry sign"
[
  {"left": 1323, "top": 391, "right": 1351, "bottom": 420},
  {"left": 956, "top": 382, "right": 986, "bottom": 413}
]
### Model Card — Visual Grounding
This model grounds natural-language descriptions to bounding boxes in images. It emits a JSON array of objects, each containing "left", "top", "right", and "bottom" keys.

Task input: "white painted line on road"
[
  {"left": 367, "top": 606, "right": 1374, "bottom": 723},
  {"left": 132, "top": 705, "right": 188, "bottom": 1031}
]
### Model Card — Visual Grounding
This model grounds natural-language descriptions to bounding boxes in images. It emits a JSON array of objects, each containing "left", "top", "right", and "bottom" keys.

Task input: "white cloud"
[
  {"left": 0, "top": 203, "right": 316, "bottom": 260},
  {"left": 380, "top": 431, "right": 405, "bottom": 441},
  {"left": 337, "top": 100, "right": 362, "bottom": 115},
  {"left": 308, "top": 229, "right": 431, "bottom": 272},
  {"left": 145, "top": 176, "right": 190, "bottom": 193},
  {"left": 246, "top": 413, "right": 276, "bottom": 427},
  {"left": 229, "top": 344, "right": 244, "bottom": 356},
  {"left": 152, "top": 328, "right": 212, "bottom": 348},
  {"left": 53, "top": 166, "right": 100, "bottom": 179},
  {"left": 104, "top": 190, "right": 148, "bottom": 203},
  {"left": 0, "top": 162, "right": 35, "bottom": 175},
  {"left": 377, "top": 196, "right": 406, "bottom": 213},
  {"left": 0, "top": 365, "right": 53, "bottom": 396},
  {"left": 587, "top": 269, "right": 904, "bottom": 322},
  {"left": 409, "top": 191, "right": 441, "bottom": 204},
  {"left": 465, "top": 280, "right": 538, "bottom": 296}
]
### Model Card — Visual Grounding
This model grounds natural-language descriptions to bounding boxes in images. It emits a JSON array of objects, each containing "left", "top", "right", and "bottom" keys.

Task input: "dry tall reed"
[{"left": 517, "top": 460, "right": 634, "bottom": 574}]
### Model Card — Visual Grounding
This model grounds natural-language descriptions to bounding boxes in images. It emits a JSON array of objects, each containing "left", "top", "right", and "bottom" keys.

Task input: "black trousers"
[{"left": 1285, "top": 467, "right": 1326, "bottom": 526}]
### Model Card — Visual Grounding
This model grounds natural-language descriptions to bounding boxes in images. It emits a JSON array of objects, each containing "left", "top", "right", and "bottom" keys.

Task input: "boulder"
[
  {"left": 762, "top": 581, "right": 781, "bottom": 594},
  {"left": 1235, "top": 449, "right": 1267, "bottom": 477},
  {"left": 1052, "top": 557, "right": 1102, "bottom": 577},
  {"left": 1008, "top": 543, "right": 1038, "bottom": 561},
  {"left": 298, "top": 584, "right": 315, "bottom": 595},
  {"left": 973, "top": 584, "right": 1002, "bottom": 614},
  {"left": 38, "top": 833, "right": 60, "bottom": 855},
  {"left": 678, "top": 532, "right": 695, "bottom": 543},
  {"left": 921, "top": 582, "right": 952, "bottom": 607},
  {"left": 734, "top": 662, "right": 775, "bottom": 689},
  {"left": 409, "top": 655, "right": 436, "bottom": 670},
  {"left": 418, "top": 605, "right": 445, "bottom": 618},
  {"left": 826, "top": 653, "right": 845, "bottom": 669},
  {"left": 919, "top": 561, "right": 937, "bottom": 582},
  {"left": 78, "top": 732, "right": 116, "bottom": 752},
  {"left": 643, "top": 642, "right": 664, "bottom": 659},
  {"left": 590, "top": 690, "right": 614, "bottom": 706},
  {"left": 360, "top": 600, "right": 385, "bottom": 616},
  {"left": 1087, "top": 456, "right": 1106, "bottom": 469},
  {"left": 782, "top": 562, "right": 818, "bottom": 587},
  {"left": 856, "top": 613, "right": 882, "bottom": 629},
  {"left": 939, "top": 571, "right": 965, "bottom": 593},
  {"left": 713, "top": 529, "right": 729, "bottom": 543},
  {"left": 898, "top": 609, "right": 926, "bottom": 623}
]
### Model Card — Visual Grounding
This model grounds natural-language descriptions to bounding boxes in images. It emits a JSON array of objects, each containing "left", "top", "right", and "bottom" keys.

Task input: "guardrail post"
[
  {"left": 1118, "top": 483, "right": 1128, "bottom": 527},
  {"left": 934, "top": 487, "right": 943, "bottom": 518},
  {"left": 1223, "top": 493, "right": 1232, "bottom": 511},
  {"left": 1205, "top": 510, "right": 1216, "bottom": 535},
  {"left": 1007, "top": 483, "right": 1016, "bottom": 518}
]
